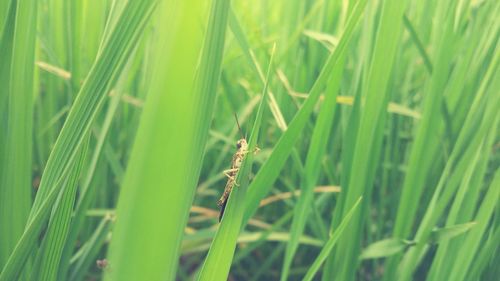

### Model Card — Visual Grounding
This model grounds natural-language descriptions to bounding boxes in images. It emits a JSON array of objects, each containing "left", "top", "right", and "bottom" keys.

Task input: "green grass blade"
[
  {"left": 196, "top": 43, "right": 274, "bottom": 281},
  {"left": 466, "top": 226, "right": 500, "bottom": 280},
  {"left": 427, "top": 222, "right": 477, "bottom": 244},
  {"left": 360, "top": 239, "right": 416, "bottom": 260},
  {"left": 322, "top": 76, "right": 364, "bottom": 281},
  {"left": 0, "top": 0, "right": 37, "bottom": 271},
  {"left": 397, "top": 49, "right": 500, "bottom": 280},
  {"left": 57, "top": 93, "right": 122, "bottom": 281},
  {"left": 332, "top": 0, "right": 410, "bottom": 279},
  {"left": 403, "top": 14, "right": 433, "bottom": 73},
  {"left": 448, "top": 170, "right": 500, "bottom": 281},
  {"left": 0, "top": 2, "right": 14, "bottom": 120},
  {"left": 302, "top": 197, "right": 362, "bottom": 281},
  {"left": 391, "top": 0, "right": 457, "bottom": 245},
  {"left": 33, "top": 138, "right": 88, "bottom": 281},
  {"left": 0, "top": 163, "right": 73, "bottom": 281},
  {"left": 69, "top": 216, "right": 113, "bottom": 281},
  {"left": 104, "top": 0, "right": 229, "bottom": 280},
  {"left": 280, "top": 43, "right": 345, "bottom": 281},
  {"left": 426, "top": 131, "right": 488, "bottom": 281},
  {"left": 0, "top": 0, "right": 12, "bottom": 37}
]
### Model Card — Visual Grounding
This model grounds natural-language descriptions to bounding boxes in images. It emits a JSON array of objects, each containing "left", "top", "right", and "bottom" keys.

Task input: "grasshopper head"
[{"left": 236, "top": 139, "right": 248, "bottom": 151}]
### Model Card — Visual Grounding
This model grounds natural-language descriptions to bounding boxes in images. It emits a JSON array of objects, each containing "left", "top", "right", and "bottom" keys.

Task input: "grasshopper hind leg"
[{"left": 218, "top": 198, "right": 228, "bottom": 222}]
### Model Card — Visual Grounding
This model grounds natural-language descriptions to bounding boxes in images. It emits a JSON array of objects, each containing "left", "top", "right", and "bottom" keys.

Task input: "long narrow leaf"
[
  {"left": 196, "top": 43, "right": 274, "bottom": 281},
  {"left": 104, "top": 0, "right": 230, "bottom": 280},
  {"left": 0, "top": 0, "right": 37, "bottom": 271},
  {"left": 302, "top": 197, "right": 362, "bottom": 281}
]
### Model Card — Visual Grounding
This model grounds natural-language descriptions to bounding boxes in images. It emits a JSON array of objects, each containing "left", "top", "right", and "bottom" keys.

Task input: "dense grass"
[{"left": 0, "top": 0, "right": 498, "bottom": 280}]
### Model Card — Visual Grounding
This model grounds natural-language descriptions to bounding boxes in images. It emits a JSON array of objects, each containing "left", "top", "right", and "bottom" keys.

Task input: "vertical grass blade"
[
  {"left": 391, "top": 0, "right": 457, "bottom": 249},
  {"left": 330, "top": 0, "right": 410, "bottom": 279},
  {"left": 0, "top": 0, "right": 157, "bottom": 279},
  {"left": 0, "top": 0, "right": 37, "bottom": 272},
  {"left": 384, "top": 1, "right": 458, "bottom": 277},
  {"left": 104, "top": 0, "right": 230, "bottom": 280}
]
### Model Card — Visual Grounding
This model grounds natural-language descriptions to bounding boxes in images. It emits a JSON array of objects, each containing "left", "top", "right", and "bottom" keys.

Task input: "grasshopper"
[{"left": 217, "top": 115, "right": 253, "bottom": 221}]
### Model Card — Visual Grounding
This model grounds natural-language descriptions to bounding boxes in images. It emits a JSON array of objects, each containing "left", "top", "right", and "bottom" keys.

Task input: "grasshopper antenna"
[{"left": 234, "top": 113, "right": 246, "bottom": 140}]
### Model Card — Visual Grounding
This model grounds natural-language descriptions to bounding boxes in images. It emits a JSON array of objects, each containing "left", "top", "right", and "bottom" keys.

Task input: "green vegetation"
[{"left": 0, "top": 0, "right": 498, "bottom": 280}]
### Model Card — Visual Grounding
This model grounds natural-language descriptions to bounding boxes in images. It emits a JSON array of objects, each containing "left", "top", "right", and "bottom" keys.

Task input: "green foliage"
[
  {"left": 0, "top": 0, "right": 498, "bottom": 280},
  {"left": 360, "top": 239, "right": 416, "bottom": 260}
]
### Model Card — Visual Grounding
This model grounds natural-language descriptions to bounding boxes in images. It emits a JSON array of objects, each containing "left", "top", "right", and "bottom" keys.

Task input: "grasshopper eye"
[{"left": 236, "top": 142, "right": 241, "bottom": 149}]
